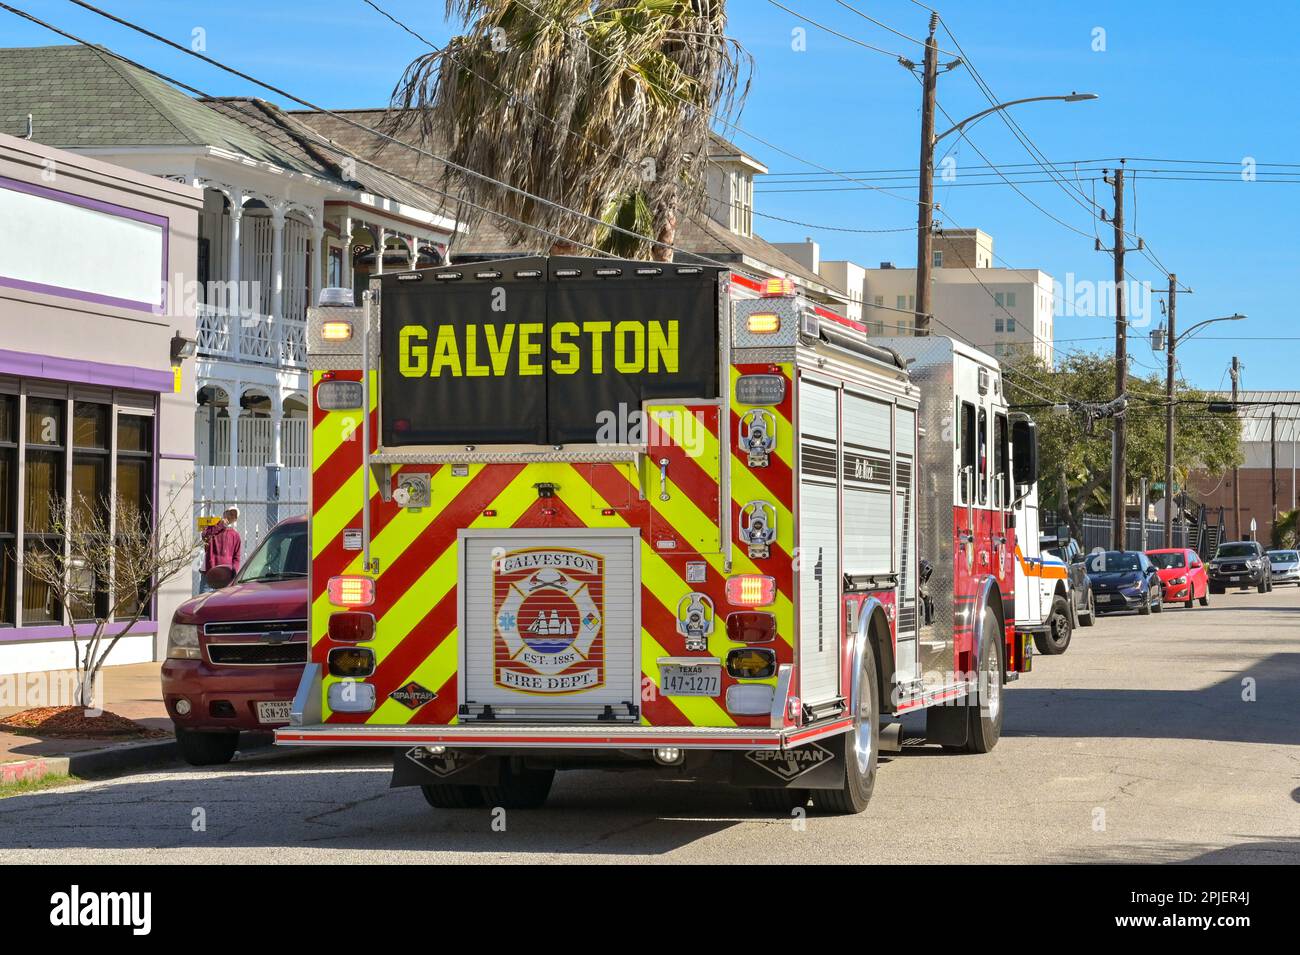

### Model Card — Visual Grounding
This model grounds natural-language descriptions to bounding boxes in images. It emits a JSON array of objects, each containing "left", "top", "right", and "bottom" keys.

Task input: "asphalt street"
[{"left": 2, "top": 585, "right": 1297, "bottom": 864}]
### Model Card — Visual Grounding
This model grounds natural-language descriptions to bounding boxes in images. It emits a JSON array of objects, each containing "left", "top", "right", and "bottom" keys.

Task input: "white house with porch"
[{"left": 1, "top": 47, "right": 457, "bottom": 564}]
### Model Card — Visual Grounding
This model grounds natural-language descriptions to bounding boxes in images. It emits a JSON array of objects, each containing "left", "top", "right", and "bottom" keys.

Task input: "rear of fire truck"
[{"left": 280, "top": 257, "right": 971, "bottom": 814}]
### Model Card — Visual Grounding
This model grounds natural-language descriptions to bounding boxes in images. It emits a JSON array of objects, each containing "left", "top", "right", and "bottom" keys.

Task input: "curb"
[
  {"left": 0, "top": 734, "right": 334, "bottom": 787},
  {"left": 1, "top": 738, "right": 177, "bottom": 786}
]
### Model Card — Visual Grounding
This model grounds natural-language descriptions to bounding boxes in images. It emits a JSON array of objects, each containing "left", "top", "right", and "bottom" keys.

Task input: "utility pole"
[
  {"left": 1271, "top": 411, "right": 1278, "bottom": 546},
  {"left": 1163, "top": 273, "right": 1177, "bottom": 547},
  {"left": 913, "top": 12, "right": 940, "bottom": 336},
  {"left": 1101, "top": 163, "right": 1132, "bottom": 551},
  {"left": 1231, "top": 356, "right": 1241, "bottom": 537}
]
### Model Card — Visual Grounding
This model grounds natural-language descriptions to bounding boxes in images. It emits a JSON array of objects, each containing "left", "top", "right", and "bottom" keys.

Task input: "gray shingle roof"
[{"left": 0, "top": 44, "right": 333, "bottom": 178}]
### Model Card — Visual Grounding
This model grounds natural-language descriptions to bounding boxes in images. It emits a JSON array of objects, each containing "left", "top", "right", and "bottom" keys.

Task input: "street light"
[
  {"left": 911, "top": 74, "right": 1097, "bottom": 334},
  {"left": 1155, "top": 308, "right": 1246, "bottom": 545}
]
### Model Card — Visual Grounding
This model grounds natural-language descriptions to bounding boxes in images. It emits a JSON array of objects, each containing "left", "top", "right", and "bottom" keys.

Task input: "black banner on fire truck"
[{"left": 379, "top": 257, "right": 719, "bottom": 447}]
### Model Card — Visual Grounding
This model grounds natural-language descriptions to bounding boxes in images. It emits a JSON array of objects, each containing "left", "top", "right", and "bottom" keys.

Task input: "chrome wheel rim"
[
  {"left": 984, "top": 640, "right": 1001, "bottom": 721},
  {"left": 854, "top": 677, "right": 874, "bottom": 774}
]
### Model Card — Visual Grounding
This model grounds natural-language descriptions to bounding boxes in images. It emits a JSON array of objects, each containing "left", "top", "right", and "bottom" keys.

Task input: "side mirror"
[
  {"left": 204, "top": 564, "right": 235, "bottom": 589},
  {"left": 1010, "top": 416, "right": 1038, "bottom": 489}
]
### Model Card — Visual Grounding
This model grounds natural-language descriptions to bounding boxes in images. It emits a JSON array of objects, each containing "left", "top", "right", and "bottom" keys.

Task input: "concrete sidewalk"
[{"left": 1, "top": 663, "right": 174, "bottom": 782}]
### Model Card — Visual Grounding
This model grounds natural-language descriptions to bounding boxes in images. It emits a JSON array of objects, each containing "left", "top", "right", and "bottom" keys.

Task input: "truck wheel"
[
  {"left": 175, "top": 727, "right": 238, "bottom": 766},
  {"left": 421, "top": 784, "right": 484, "bottom": 809},
  {"left": 480, "top": 760, "right": 555, "bottom": 810},
  {"left": 964, "top": 609, "right": 1004, "bottom": 754},
  {"left": 815, "top": 638, "right": 880, "bottom": 815},
  {"left": 1210, "top": 583, "right": 1224, "bottom": 595},
  {"left": 1034, "top": 596, "right": 1073, "bottom": 655},
  {"left": 748, "top": 788, "right": 810, "bottom": 813},
  {"left": 1257, "top": 579, "right": 1268, "bottom": 594},
  {"left": 1078, "top": 588, "right": 1096, "bottom": 627}
]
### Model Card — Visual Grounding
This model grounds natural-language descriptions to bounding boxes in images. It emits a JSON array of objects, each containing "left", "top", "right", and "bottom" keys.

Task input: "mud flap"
[
  {"left": 925, "top": 701, "right": 969, "bottom": 747},
  {"left": 730, "top": 733, "right": 849, "bottom": 790},
  {"left": 390, "top": 747, "right": 497, "bottom": 788}
]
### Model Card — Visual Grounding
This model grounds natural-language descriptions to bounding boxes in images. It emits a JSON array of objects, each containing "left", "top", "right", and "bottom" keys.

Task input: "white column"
[
  {"left": 409, "top": 234, "right": 419, "bottom": 269},
  {"left": 271, "top": 204, "right": 286, "bottom": 324},
  {"left": 270, "top": 392, "right": 284, "bottom": 468},
  {"left": 375, "top": 227, "right": 387, "bottom": 276},
  {"left": 342, "top": 216, "right": 354, "bottom": 291},
  {"left": 310, "top": 223, "right": 325, "bottom": 306},
  {"left": 227, "top": 193, "right": 243, "bottom": 325},
  {"left": 228, "top": 387, "right": 241, "bottom": 470}
]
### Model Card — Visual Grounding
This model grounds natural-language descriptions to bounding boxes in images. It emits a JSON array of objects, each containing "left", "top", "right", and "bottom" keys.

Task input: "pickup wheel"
[
  {"left": 1210, "top": 583, "right": 1225, "bottom": 595},
  {"left": 815, "top": 637, "right": 880, "bottom": 815},
  {"left": 1078, "top": 587, "right": 1096, "bottom": 627},
  {"left": 175, "top": 728, "right": 238, "bottom": 766},
  {"left": 421, "top": 784, "right": 484, "bottom": 810},
  {"left": 1257, "top": 578, "right": 1268, "bottom": 594},
  {"left": 1034, "top": 596, "right": 1073, "bottom": 655},
  {"left": 480, "top": 760, "right": 555, "bottom": 810},
  {"left": 964, "top": 608, "right": 1005, "bottom": 754}
]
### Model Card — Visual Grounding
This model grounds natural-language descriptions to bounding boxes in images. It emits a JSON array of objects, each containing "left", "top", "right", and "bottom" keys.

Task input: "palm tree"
[{"left": 386, "top": 0, "right": 749, "bottom": 261}]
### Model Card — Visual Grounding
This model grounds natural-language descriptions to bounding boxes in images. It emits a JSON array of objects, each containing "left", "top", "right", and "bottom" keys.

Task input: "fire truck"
[{"left": 278, "top": 257, "right": 1039, "bottom": 814}]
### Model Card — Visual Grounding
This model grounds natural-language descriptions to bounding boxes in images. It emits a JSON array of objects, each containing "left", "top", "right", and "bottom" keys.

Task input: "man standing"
[{"left": 203, "top": 506, "right": 243, "bottom": 578}]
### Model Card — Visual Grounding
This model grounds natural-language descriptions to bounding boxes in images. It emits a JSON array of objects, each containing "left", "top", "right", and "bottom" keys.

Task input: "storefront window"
[
  {"left": 71, "top": 402, "right": 110, "bottom": 622},
  {"left": 0, "top": 395, "right": 16, "bottom": 625},
  {"left": 22, "top": 397, "right": 65, "bottom": 625},
  {"left": 115, "top": 413, "right": 154, "bottom": 620},
  {"left": 0, "top": 390, "right": 157, "bottom": 630}
]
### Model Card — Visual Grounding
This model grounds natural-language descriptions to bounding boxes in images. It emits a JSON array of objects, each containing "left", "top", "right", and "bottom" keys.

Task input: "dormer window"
[{"left": 730, "top": 170, "right": 754, "bottom": 236}]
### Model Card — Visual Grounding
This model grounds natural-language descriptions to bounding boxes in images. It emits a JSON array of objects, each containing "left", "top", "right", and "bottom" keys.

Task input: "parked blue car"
[{"left": 1086, "top": 550, "right": 1164, "bottom": 616}]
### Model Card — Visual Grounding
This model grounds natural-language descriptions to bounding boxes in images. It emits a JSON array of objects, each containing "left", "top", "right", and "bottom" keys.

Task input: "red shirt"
[{"left": 203, "top": 523, "right": 243, "bottom": 572}]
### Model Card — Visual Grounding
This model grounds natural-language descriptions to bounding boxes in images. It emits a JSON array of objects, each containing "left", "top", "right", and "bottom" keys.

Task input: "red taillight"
[
  {"left": 726, "top": 611, "right": 777, "bottom": 643},
  {"left": 328, "top": 575, "right": 375, "bottom": 607},
  {"left": 726, "top": 574, "right": 776, "bottom": 607},
  {"left": 328, "top": 611, "right": 375, "bottom": 642}
]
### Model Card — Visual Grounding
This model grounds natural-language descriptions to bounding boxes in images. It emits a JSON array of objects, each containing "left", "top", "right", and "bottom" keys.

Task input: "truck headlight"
[{"left": 167, "top": 623, "right": 201, "bottom": 660}]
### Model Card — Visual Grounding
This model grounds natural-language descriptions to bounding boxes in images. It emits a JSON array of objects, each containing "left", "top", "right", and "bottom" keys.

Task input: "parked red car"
[
  {"left": 162, "top": 516, "right": 308, "bottom": 765},
  {"left": 1145, "top": 547, "right": 1209, "bottom": 609}
]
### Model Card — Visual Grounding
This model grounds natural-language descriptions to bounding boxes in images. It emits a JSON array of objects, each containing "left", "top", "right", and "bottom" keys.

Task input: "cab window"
[{"left": 959, "top": 401, "right": 975, "bottom": 504}]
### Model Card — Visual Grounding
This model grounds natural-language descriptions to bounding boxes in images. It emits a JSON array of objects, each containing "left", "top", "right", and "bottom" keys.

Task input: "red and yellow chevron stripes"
[{"left": 309, "top": 365, "right": 797, "bottom": 730}]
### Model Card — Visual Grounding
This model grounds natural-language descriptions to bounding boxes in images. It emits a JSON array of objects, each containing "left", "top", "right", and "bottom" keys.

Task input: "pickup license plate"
[
  {"left": 660, "top": 664, "right": 721, "bottom": 697},
  {"left": 1229, "top": 576, "right": 1241, "bottom": 582},
  {"left": 256, "top": 701, "right": 292, "bottom": 724}
]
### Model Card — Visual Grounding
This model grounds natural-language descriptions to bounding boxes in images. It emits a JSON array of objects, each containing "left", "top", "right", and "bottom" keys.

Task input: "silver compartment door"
[
  {"left": 797, "top": 379, "right": 842, "bottom": 706},
  {"left": 461, "top": 528, "right": 640, "bottom": 720}
]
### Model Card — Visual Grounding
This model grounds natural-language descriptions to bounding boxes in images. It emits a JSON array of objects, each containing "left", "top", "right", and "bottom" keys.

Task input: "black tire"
[
  {"left": 1257, "top": 579, "right": 1268, "bottom": 594},
  {"left": 1210, "top": 583, "right": 1224, "bottom": 595},
  {"left": 1185, "top": 590, "right": 1195, "bottom": 608},
  {"left": 421, "top": 784, "right": 484, "bottom": 809},
  {"left": 1152, "top": 590, "right": 1163, "bottom": 613},
  {"left": 1199, "top": 593, "right": 1209, "bottom": 606},
  {"left": 480, "top": 761, "right": 555, "bottom": 810},
  {"left": 175, "top": 727, "right": 238, "bottom": 766},
  {"left": 1034, "top": 595, "right": 1073, "bottom": 655},
  {"left": 1138, "top": 591, "right": 1152, "bottom": 615},
  {"left": 748, "top": 787, "right": 810, "bottom": 813},
  {"left": 1078, "top": 588, "right": 1096, "bottom": 627},
  {"left": 815, "top": 638, "right": 880, "bottom": 815},
  {"left": 964, "top": 607, "right": 1005, "bottom": 754}
]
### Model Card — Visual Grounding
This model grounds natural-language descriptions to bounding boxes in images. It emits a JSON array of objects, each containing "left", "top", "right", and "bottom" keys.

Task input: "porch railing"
[{"left": 196, "top": 304, "right": 307, "bottom": 368}]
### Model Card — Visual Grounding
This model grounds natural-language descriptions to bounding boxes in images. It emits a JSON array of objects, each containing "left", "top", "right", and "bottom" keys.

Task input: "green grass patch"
[{"left": 0, "top": 772, "right": 79, "bottom": 798}]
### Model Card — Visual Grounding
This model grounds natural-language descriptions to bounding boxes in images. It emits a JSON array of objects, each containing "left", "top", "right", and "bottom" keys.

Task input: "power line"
[{"left": 764, "top": 0, "right": 911, "bottom": 59}]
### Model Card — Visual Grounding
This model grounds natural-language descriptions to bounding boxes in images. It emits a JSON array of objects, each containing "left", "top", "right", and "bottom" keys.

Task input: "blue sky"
[{"left": 4, "top": 0, "right": 1295, "bottom": 389}]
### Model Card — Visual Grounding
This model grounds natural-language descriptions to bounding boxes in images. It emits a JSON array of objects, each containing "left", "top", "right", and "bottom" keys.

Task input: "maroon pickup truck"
[{"left": 162, "top": 516, "right": 308, "bottom": 765}]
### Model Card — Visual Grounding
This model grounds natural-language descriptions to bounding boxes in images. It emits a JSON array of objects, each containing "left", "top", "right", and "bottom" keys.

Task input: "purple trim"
[
  {"left": 0, "top": 348, "right": 173, "bottom": 393},
  {"left": 0, "top": 620, "right": 158, "bottom": 644},
  {"left": 0, "top": 174, "right": 170, "bottom": 313}
]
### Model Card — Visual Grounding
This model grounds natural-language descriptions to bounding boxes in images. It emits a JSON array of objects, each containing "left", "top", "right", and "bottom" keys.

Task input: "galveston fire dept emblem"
[{"left": 493, "top": 548, "right": 605, "bottom": 694}]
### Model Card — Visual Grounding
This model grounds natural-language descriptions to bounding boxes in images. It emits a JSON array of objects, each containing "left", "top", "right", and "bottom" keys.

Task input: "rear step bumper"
[{"left": 275, "top": 718, "right": 852, "bottom": 751}]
